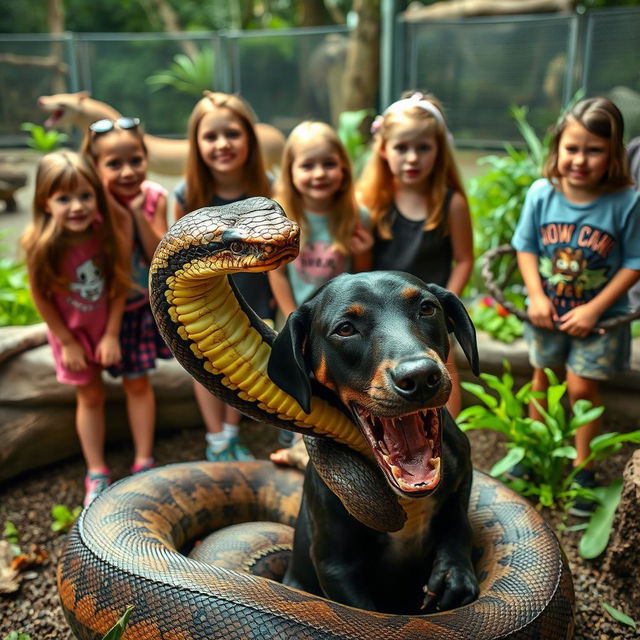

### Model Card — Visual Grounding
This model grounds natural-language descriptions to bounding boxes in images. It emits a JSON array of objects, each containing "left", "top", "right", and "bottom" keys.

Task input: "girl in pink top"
[
  {"left": 21, "top": 151, "right": 130, "bottom": 505},
  {"left": 82, "top": 117, "right": 172, "bottom": 478}
]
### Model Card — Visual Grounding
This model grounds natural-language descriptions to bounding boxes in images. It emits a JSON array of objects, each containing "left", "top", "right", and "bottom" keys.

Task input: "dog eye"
[
  {"left": 334, "top": 322, "right": 356, "bottom": 337},
  {"left": 419, "top": 301, "right": 436, "bottom": 316}
]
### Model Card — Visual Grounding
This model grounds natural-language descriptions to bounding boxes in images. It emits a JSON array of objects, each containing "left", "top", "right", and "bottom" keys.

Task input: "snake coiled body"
[{"left": 57, "top": 198, "right": 575, "bottom": 639}]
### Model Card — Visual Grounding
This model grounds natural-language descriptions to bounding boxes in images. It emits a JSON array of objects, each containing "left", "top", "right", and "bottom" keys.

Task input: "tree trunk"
[
  {"left": 148, "top": 0, "right": 199, "bottom": 59},
  {"left": 603, "top": 449, "right": 640, "bottom": 615},
  {"left": 296, "top": 0, "right": 335, "bottom": 27},
  {"left": 47, "top": 0, "right": 66, "bottom": 93},
  {"left": 340, "top": 0, "right": 380, "bottom": 116}
]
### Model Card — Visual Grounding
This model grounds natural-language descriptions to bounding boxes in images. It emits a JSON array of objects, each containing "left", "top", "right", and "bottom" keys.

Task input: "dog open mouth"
[{"left": 352, "top": 405, "right": 442, "bottom": 497}]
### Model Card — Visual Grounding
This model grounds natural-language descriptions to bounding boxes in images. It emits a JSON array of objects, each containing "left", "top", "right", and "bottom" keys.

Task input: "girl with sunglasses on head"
[
  {"left": 21, "top": 151, "right": 130, "bottom": 505},
  {"left": 173, "top": 91, "right": 273, "bottom": 462},
  {"left": 81, "top": 116, "right": 172, "bottom": 478}
]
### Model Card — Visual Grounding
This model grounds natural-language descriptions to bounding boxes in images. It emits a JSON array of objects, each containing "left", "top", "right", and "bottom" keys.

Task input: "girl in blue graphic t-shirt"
[{"left": 512, "top": 97, "right": 640, "bottom": 515}]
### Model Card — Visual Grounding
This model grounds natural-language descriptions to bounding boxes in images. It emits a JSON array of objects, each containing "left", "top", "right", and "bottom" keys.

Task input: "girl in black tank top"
[{"left": 358, "top": 91, "right": 474, "bottom": 417}]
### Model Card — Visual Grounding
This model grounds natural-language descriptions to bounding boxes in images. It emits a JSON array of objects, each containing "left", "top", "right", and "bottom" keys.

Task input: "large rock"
[
  {"left": 0, "top": 325, "right": 201, "bottom": 483},
  {"left": 603, "top": 450, "right": 640, "bottom": 614}
]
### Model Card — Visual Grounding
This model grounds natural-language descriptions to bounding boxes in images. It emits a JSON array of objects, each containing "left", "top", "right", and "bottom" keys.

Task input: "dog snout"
[{"left": 389, "top": 357, "right": 442, "bottom": 399}]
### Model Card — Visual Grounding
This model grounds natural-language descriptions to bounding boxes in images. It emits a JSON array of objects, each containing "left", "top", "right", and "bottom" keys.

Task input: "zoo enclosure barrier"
[{"left": 0, "top": 6, "right": 638, "bottom": 148}]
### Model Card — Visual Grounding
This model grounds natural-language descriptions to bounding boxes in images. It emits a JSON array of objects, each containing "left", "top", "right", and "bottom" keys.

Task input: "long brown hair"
[
  {"left": 182, "top": 91, "right": 271, "bottom": 214},
  {"left": 21, "top": 150, "right": 130, "bottom": 299},
  {"left": 544, "top": 96, "right": 631, "bottom": 192},
  {"left": 358, "top": 91, "right": 466, "bottom": 240},
  {"left": 274, "top": 121, "right": 358, "bottom": 253}
]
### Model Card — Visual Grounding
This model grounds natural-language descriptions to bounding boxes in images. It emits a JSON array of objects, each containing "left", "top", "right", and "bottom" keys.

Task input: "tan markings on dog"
[
  {"left": 371, "top": 360, "right": 397, "bottom": 392},
  {"left": 345, "top": 304, "right": 365, "bottom": 316},
  {"left": 401, "top": 287, "right": 421, "bottom": 300},
  {"left": 425, "top": 348, "right": 446, "bottom": 367},
  {"left": 336, "top": 387, "right": 372, "bottom": 410},
  {"left": 313, "top": 355, "right": 336, "bottom": 391}
]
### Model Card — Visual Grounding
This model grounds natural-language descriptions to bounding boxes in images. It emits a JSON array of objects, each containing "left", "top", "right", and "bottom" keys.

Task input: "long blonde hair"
[
  {"left": 21, "top": 150, "right": 130, "bottom": 299},
  {"left": 182, "top": 91, "right": 271, "bottom": 214},
  {"left": 358, "top": 91, "right": 466, "bottom": 240},
  {"left": 274, "top": 121, "right": 358, "bottom": 253},
  {"left": 544, "top": 96, "right": 631, "bottom": 192}
]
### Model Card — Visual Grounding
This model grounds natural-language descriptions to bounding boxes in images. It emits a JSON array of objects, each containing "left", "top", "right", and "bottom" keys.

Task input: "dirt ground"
[
  {"left": 1, "top": 420, "right": 638, "bottom": 639},
  {"left": 2, "top": 148, "right": 637, "bottom": 637}
]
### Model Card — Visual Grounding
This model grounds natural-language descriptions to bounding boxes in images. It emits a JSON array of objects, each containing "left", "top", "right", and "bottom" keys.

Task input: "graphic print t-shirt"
[
  {"left": 512, "top": 179, "right": 640, "bottom": 318},
  {"left": 286, "top": 209, "right": 367, "bottom": 306}
]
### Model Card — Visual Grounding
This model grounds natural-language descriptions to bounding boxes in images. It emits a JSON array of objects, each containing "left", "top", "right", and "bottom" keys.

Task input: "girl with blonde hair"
[
  {"left": 358, "top": 91, "right": 474, "bottom": 416},
  {"left": 269, "top": 120, "right": 372, "bottom": 318}
]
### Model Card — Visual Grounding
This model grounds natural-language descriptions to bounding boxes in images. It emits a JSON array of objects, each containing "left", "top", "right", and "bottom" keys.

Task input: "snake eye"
[
  {"left": 335, "top": 322, "right": 356, "bottom": 337},
  {"left": 229, "top": 241, "right": 243, "bottom": 254},
  {"left": 419, "top": 300, "right": 436, "bottom": 317}
]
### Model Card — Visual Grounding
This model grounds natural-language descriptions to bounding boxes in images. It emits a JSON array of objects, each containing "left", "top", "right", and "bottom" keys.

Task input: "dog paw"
[{"left": 421, "top": 564, "right": 479, "bottom": 612}]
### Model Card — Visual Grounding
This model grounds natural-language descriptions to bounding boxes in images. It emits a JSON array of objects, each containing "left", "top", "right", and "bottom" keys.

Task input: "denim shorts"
[{"left": 523, "top": 323, "right": 631, "bottom": 380}]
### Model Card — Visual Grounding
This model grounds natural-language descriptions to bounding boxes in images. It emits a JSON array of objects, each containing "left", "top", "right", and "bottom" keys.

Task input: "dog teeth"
[
  {"left": 391, "top": 466, "right": 403, "bottom": 480},
  {"left": 378, "top": 440, "right": 390, "bottom": 456},
  {"left": 431, "top": 457, "right": 441, "bottom": 474},
  {"left": 428, "top": 439, "right": 434, "bottom": 449}
]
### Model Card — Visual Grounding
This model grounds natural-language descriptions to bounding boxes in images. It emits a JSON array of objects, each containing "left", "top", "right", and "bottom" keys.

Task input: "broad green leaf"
[
  {"left": 102, "top": 605, "right": 135, "bottom": 640},
  {"left": 601, "top": 601, "right": 637, "bottom": 629},
  {"left": 551, "top": 446, "right": 576, "bottom": 459},
  {"left": 539, "top": 484, "right": 554, "bottom": 507},
  {"left": 589, "top": 430, "right": 640, "bottom": 452},
  {"left": 489, "top": 447, "right": 525, "bottom": 477},
  {"left": 569, "top": 405, "right": 605, "bottom": 429},
  {"left": 460, "top": 382, "right": 498, "bottom": 409},
  {"left": 579, "top": 479, "right": 623, "bottom": 559}
]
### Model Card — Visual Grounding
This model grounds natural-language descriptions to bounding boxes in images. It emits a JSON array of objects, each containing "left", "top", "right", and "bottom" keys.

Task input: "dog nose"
[{"left": 390, "top": 358, "right": 442, "bottom": 398}]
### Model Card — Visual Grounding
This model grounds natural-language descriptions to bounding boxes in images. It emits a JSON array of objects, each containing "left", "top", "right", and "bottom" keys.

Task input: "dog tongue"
[{"left": 381, "top": 414, "right": 432, "bottom": 480}]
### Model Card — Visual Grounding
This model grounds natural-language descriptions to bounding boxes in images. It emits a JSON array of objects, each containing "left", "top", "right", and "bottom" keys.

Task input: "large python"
[{"left": 57, "top": 198, "right": 575, "bottom": 639}]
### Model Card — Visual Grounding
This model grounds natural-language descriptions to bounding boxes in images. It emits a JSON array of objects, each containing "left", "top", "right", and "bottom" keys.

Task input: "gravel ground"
[{"left": 1, "top": 421, "right": 638, "bottom": 640}]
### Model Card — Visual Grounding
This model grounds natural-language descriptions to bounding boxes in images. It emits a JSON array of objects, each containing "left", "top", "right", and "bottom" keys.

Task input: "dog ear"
[
  {"left": 426, "top": 284, "right": 480, "bottom": 376},
  {"left": 268, "top": 307, "right": 313, "bottom": 413}
]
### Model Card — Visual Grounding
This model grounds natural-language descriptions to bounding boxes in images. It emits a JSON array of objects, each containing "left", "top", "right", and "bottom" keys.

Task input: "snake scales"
[{"left": 57, "top": 198, "right": 575, "bottom": 639}]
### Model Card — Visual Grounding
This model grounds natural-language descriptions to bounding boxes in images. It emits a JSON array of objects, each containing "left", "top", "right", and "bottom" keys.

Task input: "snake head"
[{"left": 153, "top": 197, "right": 300, "bottom": 277}]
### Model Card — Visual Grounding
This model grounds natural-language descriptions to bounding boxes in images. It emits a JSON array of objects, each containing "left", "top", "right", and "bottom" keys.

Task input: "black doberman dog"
[{"left": 268, "top": 270, "right": 480, "bottom": 615}]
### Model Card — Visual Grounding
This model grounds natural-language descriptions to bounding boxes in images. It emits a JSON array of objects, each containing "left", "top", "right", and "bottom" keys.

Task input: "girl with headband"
[{"left": 358, "top": 90, "right": 474, "bottom": 417}]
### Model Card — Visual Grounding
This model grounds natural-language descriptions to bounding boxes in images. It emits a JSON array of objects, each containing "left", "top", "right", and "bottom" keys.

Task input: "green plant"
[
  {"left": 20, "top": 122, "right": 67, "bottom": 152},
  {"left": 50, "top": 504, "right": 82, "bottom": 534},
  {"left": 3, "top": 520, "right": 21, "bottom": 556},
  {"left": 468, "top": 295, "right": 524, "bottom": 343},
  {"left": 3, "top": 632, "right": 32, "bottom": 640},
  {"left": 466, "top": 91, "right": 584, "bottom": 297},
  {"left": 601, "top": 602, "right": 637, "bottom": 630},
  {"left": 337, "top": 109, "right": 373, "bottom": 178},
  {"left": 0, "top": 248, "right": 41, "bottom": 327},
  {"left": 458, "top": 364, "right": 640, "bottom": 557},
  {"left": 102, "top": 605, "right": 134, "bottom": 640},
  {"left": 466, "top": 105, "right": 547, "bottom": 294},
  {"left": 147, "top": 47, "right": 215, "bottom": 98}
]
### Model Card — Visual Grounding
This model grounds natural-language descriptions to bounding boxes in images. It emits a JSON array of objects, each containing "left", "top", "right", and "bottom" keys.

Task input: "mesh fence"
[
  {"left": 399, "top": 14, "right": 577, "bottom": 145},
  {"left": 0, "top": 9, "right": 638, "bottom": 147}
]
